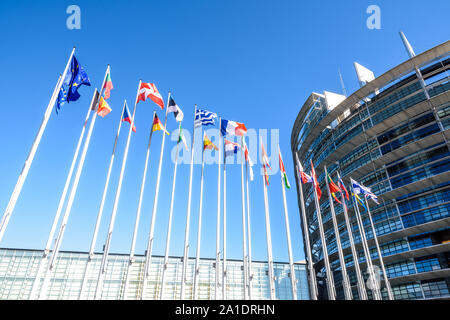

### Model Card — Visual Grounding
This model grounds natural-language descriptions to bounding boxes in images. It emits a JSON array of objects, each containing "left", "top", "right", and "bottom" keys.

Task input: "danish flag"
[{"left": 137, "top": 82, "right": 164, "bottom": 109}]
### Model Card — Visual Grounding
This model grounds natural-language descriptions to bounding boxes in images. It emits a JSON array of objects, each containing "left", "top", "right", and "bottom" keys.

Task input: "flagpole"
[
  {"left": 160, "top": 123, "right": 182, "bottom": 300},
  {"left": 279, "top": 148, "right": 297, "bottom": 300},
  {"left": 122, "top": 111, "right": 156, "bottom": 300},
  {"left": 0, "top": 47, "right": 75, "bottom": 243},
  {"left": 79, "top": 100, "right": 127, "bottom": 299},
  {"left": 324, "top": 166, "right": 352, "bottom": 300},
  {"left": 93, "top": 79, "right": 141, "bottom": 300},
  {"left": 337, "top": 172, "right": 368, "bottom": 300},
  {"left": 310, "top": 161, "right": 336, "bottom": 300},
  {"left": 245, "top": 150, "right": 253, "bottom": 300},
  {"left": 180, "top": 104, "right": 197, "bottom": 300},
  {"left": 350, "top": 186, "right": 382, "bottom": 300},
  {"left": 140, "top": 93, "right": 171, "bottom": 300},
  {"left": 261, "top": 140, "right": 275, "bottom": 300},
  {"left": 222, "top": 135, "right": 228, "bottom": 300},
  {"left": 215, "top": 117, "right": 222, "bottom": 300},
  {"left": 240, "top": 138, "right": 249, "bottom": 300},
  {"left": 38, "top": 86, "right": 102, "bottom": 300},
  {"left": 193, "top": 135, "right": 205, "bottom": 300},
  {"left": 364, "top": 197, "right": 394, "bottom": 300},
  {"left": 29, "top": 87, "right": 92, "bottom": 300},
  {"left": 294, "top": 154, "right": 318, "bottom": 300}
]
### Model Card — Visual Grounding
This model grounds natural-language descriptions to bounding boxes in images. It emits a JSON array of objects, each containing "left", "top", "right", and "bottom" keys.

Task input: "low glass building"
[
  {"left": 0, "top": 248, "right": 309, "bottom": 300},
  {"left": 291, "top": 40, "right": 450, "bottom": 300}
]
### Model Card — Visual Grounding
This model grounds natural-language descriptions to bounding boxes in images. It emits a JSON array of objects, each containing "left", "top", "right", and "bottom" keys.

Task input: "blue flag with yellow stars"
[{"left": 56, "top": 55, "right": 91, "bottom": 113}]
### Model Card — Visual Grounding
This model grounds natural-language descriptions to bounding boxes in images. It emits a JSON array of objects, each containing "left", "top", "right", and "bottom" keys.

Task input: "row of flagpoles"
[
  {"left": 294, "top": 152, "right": 395, "bottom": 300},
  {"left": 0, "top": 47, "right": 395, "bottom": 300},
  {"left": 0, "top": 48, "right": 303, "bottom": 300}
]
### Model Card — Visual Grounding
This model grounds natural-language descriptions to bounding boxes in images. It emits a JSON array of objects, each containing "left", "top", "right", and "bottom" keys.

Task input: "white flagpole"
[
  {"left": 364, "top": 197, "right": 394, "bottom": 300},
  {"left": 324, "top": 166, "right": 352, "bottom": 300},
  {"left": 337, "top": 172, "right": 367, "bottom": 300},
  {"left": 294, "top": 153, "right": 318, "bottom": 300},
  {"left": 279, "top": 148, "right": 297, "bottom": 300},
  {"left": 193, "top": 134, "right": 205, "bottom": 300},
  {"left": 79, "top": 100, "right": 127, "bottom": 299},
  {"left": 93, "top": 79, "right": 141, "bottom": 300},
  {"left": 29, "top": 88, "right": 95, "bottom": 300},
  {"left": 180, "top": 104, "right": 197, "bottom": 300},
  {"left": 122, "top": 111, "right": 156, "bottom": 300},
  {"left": 160, "top": 123, "right": 182, "bottom": 300},
  {"left": 240, "top": 138, "right": 249, "bottom": 300},
  {"left": 350, "top": 188, "right": 382, "bottom": 300},
  {"left": 261, "top": 140, "right": 275, "bottom": 300},
  {"left": 245, "top": 149, "right": 253, "bottom": 300},
  {"left": 222, "top": 135, "right": 228, "bottom": 300},
  {"left": 140, "top": 93, "right": 171, "bottom": 300},
  {"left": 310, "top": 162, "right": 336, "bottom": 300},
  {"left": 38, "top": 82, "right": 104, "bottom": 300},
  {"left": 215, "top": 117, "right": 222, "bottom": 300},
  {"left": 0, "top": 47, "right": 75, "bottom": 243}
]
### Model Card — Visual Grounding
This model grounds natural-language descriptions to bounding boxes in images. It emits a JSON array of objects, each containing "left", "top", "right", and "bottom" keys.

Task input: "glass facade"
[
  {"left": 0, "top": 248, "right": 310, "bottom": 300},
  {"left": 291, "top": 44, "right": 450, "bottom": 300}
]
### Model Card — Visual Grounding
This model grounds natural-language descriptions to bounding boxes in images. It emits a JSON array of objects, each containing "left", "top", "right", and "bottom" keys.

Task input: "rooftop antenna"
[{"left": 338, "top": 69, "right": 347, "bottom": 97}]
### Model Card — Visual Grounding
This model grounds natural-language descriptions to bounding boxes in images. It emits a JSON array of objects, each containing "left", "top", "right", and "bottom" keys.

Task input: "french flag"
[
  {"left": 224, "top": 139, "right": 240, "bottom": 158},
  {"left": 221, "top": 119, "right": 247, "bottom": 136},
  {"left": 298, "top": 162, "right": 313, "bottom": 184}
]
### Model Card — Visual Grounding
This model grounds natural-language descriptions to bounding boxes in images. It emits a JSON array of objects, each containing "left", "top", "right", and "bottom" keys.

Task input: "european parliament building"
[
  {"left": 291, "top": 39, "right": 450, "bottom": 300},
  {"left": 0, "top": 248, "right": 309, "bottom": 300}
]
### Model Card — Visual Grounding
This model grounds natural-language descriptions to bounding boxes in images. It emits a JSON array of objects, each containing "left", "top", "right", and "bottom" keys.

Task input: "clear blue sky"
[{"left": 0, "top": 0, "right": 448, "bottom": 263}]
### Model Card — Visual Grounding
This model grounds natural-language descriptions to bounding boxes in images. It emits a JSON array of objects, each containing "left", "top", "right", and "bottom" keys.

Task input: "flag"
[
  {"left": 56, "top": 55, "right": 91, "bottom": 113},
  {"left": 298, "top": 162, "right": 313, "bottom": 184},
  {"left": 310, "top": 160, "right": 322, "bottom": 200},
  {"left": 152, "top": 114, "right": 169, "bottom": 135},
  {"left": 327, "top": 172, "right": 341, "bottom": 204},
  {"left": 261, "top": 140, "right": 271, "bottom": 186},
  {"left": 353, "top": 192, "right": 367, "bottom": 211},
  {"left": 278, "top": 149, "right": 291, "bottom": 189},
  {"left": 195, "top": 109, "right": 217, "bottom": 128},
  {"left": 351, "top": 178, "right": 379, "bottom": 204},
  {"left": 122, "top": 103, "right": 136, "bottom": 132},
  {"left": 221, "top": 119, "right": 247, "bottom": 136},
  {"left": 177, "top": 124, "right": 188, "bottom": 149},
  {"left": 242, "top": 138, "right": 254, "bottom": 181},
  {"left": 103, "top": 71, "right": 113, "bottom": 100},
  {"left": 203, "top": 133, "right": 218, "bottom": 151},
  {"left": 168, "top": 96, "right": 184, "bottom": 122},
  {"left": 338, "top": 176, "right": 350, "bottom": 201},
  {"left": 97, "top": 97, "right": 112, "bottom": 117},
  {"left": 260, "top": 141, "right": 272, "bottom": 170},
  {"left": 137, "top": 82, "right": 164, "bottom": 109},
  {"left": 224, "top": 139, "right": 240, "bottom": 158}
]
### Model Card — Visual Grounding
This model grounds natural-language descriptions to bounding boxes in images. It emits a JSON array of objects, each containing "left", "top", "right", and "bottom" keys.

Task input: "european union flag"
[{"left": 56, "top": 55, "right": 91, "bottom": 113}]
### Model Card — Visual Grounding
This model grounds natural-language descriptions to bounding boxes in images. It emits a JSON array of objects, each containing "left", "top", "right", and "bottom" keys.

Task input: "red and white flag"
[
  {"left": 137, "top": 82, "right": 164, "bottom": 109},
  {"left": 310, "top": 160, "right": 322, "bottom": 200},
  {"left": 242, "top": 138, "right": 254, "bottom": 181}
]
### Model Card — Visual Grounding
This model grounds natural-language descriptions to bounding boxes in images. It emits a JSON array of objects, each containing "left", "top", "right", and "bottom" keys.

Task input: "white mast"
[
  {"left": 215, "top": 118, "right": 222, "bottom": 300},
  {"left": 279, "top": 147, "right": 297, "bottom": 300},
  {"left": 79, "top": 100, "right": 127, "bottom": 299},
  {"left": 140, "top": 93, "right": 171, "bottom": 300},
  {"left": 93, "top": 79, "right": 141, "bottom": 300},
  {"left": 240, "top": 138, "right": 248, "bottom": 300},
  {"left": 180, "top": 104, "right": 197, "bottom": 300},
  {"left": 122, "top": 111, "right": 156, "bottom": 300},
  {"left": 0, "top": 47, "right": 75, "bottom": 243},
  {"left": 160, "top": 122, "right": 182, "bottom": 300}
]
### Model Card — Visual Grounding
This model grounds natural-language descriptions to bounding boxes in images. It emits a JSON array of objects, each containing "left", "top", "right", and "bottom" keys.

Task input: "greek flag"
[
  {"left": 351, "top": 178, "right": 379, "bottom": 204},
  {"left": 195, "top": 109, "right": 217, "bottom": 128}
]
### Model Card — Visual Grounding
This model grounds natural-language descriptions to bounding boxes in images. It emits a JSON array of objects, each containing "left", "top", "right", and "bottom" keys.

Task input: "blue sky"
[{"left": 0, "top": 0, "right": 449, "bottom": 263}]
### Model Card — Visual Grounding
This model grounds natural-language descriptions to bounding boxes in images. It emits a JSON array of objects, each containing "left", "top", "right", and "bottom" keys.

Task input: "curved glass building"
[{"left": 291, "top": 39, "right": 450, "bottom": 300}]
